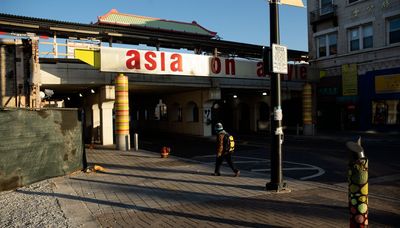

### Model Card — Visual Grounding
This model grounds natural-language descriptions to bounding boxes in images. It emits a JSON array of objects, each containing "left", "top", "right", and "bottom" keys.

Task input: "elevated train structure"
[{"left": 0, "top": 10, "right": 315, "bottom": 148}]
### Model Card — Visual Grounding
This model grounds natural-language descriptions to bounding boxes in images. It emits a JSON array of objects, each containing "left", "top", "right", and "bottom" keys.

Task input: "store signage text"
[
  {"left": 375, "top": 74, "right": 400, "bottom": 94},
  {"left": 101, "top": 47, "right": 309, "bottom": 81},
  {"left": 126, "top": 50, "right": 183, "bottom": 72}
]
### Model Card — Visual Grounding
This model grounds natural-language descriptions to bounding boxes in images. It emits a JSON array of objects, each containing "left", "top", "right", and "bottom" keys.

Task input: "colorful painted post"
[
  {"left": 347, "top": 138, "right": 368, "bottom": 227},
  {"left": 115, "top": 73, "right": 130, "bottom": 151},
  {"left": 302, "top": 83, "right": 313, "bottom": 135}
]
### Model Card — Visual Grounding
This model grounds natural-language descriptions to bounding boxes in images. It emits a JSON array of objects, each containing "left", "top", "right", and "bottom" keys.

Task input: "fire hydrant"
[
  {"left": 347, "top": 137, "right": 368, "bottom": 228},
  {"left": 161, "top": 146, "right": 170, "bottom": 158}
]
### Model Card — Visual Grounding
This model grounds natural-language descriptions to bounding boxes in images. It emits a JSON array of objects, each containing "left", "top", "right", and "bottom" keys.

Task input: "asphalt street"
[{"left": 138, "top": 130, "right": 400, "bottom": 185}]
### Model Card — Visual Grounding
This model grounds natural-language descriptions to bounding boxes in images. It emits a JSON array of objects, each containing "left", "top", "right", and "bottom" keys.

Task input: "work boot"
[{"left": 234, "top": 170, "right": 240, "bottom": 177}]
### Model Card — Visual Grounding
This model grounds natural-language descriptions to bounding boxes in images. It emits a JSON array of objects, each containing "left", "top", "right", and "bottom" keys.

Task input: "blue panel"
[{"left": 359, "top": 67, "right": 400, "bottom": 130}]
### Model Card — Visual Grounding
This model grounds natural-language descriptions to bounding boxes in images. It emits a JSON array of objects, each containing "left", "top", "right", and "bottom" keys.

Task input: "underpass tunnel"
[
  {"left": 39, "top": 82, "right": 308, "bottom": 147},
  {"left": 213, "top": 89, "right": 272, "bottom": 135},
  {"left": 128, "top": 86, "right": 278, "bottom": 139},
  {"left": 128, "top": 86, "right": 217, "bottom": 137}
]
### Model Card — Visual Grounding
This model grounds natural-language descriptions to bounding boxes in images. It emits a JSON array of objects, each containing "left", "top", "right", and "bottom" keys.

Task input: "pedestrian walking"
[{"left": 213, "top": 123, "right": 240, "bottom": 177}]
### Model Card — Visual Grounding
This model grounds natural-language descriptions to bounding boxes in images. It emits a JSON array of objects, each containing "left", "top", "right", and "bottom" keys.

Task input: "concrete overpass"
[{"left": 0, "top": 11, "right": 313, "bottom": 149}]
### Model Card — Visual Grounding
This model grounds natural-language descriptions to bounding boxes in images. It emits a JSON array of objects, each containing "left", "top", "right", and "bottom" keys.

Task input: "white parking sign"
[{"left": 272, "top": 44, "right": 288, "bottom": 74}]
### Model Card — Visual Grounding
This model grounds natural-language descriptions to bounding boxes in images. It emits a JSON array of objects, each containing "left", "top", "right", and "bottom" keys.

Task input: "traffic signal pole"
[{"left": 266, "top": 0, "right": 287, "bottom": 192}]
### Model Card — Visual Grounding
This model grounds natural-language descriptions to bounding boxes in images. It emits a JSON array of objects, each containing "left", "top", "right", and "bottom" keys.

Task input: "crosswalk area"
[{"left": 192, "top": 154, "right": 325, "bottom": 181}]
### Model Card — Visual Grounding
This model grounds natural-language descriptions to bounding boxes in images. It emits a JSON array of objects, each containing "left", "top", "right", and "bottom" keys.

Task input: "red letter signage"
[
  {"left": 144, "top": 51, "right": 157, "bottom": 70},
  {"left": 211, "top": 57, "right": 221, "bottom": 74},
  {"left": 126, "top": 50, "right": 140, "bottom": 69},
  {"left": 225, "top": 59, "right": 236, "bottom": 75},
  {"left": 170, "top": 54, "right": 183, "bottom": 72}
]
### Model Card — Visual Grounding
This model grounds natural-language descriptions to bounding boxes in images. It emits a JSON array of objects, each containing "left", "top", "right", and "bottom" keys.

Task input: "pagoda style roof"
[
  {"left": 97, "top": 9, "right": 217, "bottom": 37},
  {"left": 0, "top": 12, "right": 307, "bottom": 60}
]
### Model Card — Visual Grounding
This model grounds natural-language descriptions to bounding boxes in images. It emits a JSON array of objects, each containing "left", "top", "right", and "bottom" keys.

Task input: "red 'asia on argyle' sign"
[{"left": 126, "top": 50, "right": 182, "bottom": 72}]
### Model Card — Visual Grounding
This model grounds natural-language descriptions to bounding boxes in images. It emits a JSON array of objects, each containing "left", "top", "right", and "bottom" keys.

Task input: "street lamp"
[{"left": 265, "top": 0, "right": 304, "bottom": 192}]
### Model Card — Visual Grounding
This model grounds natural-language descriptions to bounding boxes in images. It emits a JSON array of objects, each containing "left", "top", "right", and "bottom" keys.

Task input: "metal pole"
[
  {"left": 81, "top": 109, "right": 88, "bottom": 170},
  {"left": 266, "top": 0, "right": 286, "bottom": 191}
]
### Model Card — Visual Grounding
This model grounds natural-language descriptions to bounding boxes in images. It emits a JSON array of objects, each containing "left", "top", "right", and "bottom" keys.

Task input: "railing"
[
  {"left": 309, "top": 4, "right": 337, "bottom": 25},
  {"left": 39, "top": 35, "right": 101, "bottom": 58}
]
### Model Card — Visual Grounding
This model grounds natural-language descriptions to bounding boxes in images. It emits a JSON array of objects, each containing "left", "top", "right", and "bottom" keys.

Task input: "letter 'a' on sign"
[{"left": 270, "top": 0, "right": 305, "bottom": 7}]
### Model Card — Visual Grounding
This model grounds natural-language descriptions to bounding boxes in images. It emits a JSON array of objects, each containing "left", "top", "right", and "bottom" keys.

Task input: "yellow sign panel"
[
  {"left": 342, "top": 64, "right": 358, "bottom": 96},
  {"left": 279, "top": 0, "right": 305, "bottom": 7},
  {"left": 375, "top": 74, "right": 400, "bottom": 94},
  {"left": 74, "top": 49, "right": 100, "bottom": 69}
]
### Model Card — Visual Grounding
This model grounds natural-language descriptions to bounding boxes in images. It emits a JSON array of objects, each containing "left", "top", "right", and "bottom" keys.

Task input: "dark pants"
[{"left": 214, "top": 152, "right": 238, "bottom": 174}]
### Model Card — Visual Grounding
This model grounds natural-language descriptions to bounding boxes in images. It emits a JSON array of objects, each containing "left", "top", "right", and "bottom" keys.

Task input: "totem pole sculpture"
[{"left": 347, "top": 138, "right": 368, "bottom": 228}]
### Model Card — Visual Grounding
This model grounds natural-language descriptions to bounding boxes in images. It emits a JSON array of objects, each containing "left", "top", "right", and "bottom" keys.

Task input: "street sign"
[{"left": 272, "top": 43, "right": 288, "bottom": 74}]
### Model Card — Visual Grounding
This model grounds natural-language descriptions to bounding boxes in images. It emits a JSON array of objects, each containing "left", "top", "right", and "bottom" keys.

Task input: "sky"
[{"left": 0, "top": 0, "right": 308, "bottom": 51}]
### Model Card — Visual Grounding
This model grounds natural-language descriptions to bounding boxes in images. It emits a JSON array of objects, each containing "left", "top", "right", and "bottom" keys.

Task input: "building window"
[
  {"left": 363, "top": 25, "right": 373, "bottom": 49},
  {"left": 320, "top": 0, "right": 333, "bottom": 15},
  {"left": 349, "top": 28, "right": 360, "bottom": 51},
  {"left": 193, "top": 106, "right": 199, "bottom": 122},
  {"left": 317, "top": 36, "right": 326, "bottom": 57},
  {"left": 388, "top": 17, "right": 400, "bottom": 44},
  {"left": 171, "top": 103, "right": 182, "bottom": 122},
  {"left": 372, "top": 100, "right": 400, "bottom": 125},
  {"left": 328, "top": 33, "right": 338, "bottom": 55},
  {"left": 348, "top": 24, "right": 373, "bottom": 51},
  {"left": 316, "top": 33, "right": 337, "bottom": 58},
  {"left": 155, "top": 99, "right": 167, "bottom": 121},
  {"left": 185, "top": 101, "right": 199, "bottom": 122}
]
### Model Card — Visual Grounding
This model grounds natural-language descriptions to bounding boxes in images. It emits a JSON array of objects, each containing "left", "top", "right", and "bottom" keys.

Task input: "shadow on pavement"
[
  {"left": 15, "top": 188, "right": 352, "bottom": 227},
  {"left": 80, "top": 171, "right": 266, "bottom": 191}
]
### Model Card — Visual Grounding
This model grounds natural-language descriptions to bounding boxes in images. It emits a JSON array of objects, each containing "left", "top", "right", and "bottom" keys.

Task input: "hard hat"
[{"left": 215, "top": 123, "right": 223, "bottom": 131}]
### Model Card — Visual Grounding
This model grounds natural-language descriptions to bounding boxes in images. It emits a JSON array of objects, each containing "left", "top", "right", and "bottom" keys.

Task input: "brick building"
[{"left": 308, "top": 0, "right": 400, "bottom": 131}]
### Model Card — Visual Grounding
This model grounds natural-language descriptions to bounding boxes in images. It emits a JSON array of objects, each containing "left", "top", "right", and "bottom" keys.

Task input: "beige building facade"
[{"left": 308, "top": 0, "right": 400, "bottom": 131}]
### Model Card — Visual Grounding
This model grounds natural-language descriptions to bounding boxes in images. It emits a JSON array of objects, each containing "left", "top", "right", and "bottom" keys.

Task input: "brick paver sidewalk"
[{"left": 51, "top": 149, "right": 399, "bottom": 227}]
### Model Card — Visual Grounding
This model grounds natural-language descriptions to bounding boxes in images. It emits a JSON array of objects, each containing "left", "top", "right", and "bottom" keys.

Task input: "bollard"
[
  {"left": 346, "top": 137, "right": 368, "bottom": 228},
  {"left": 134, "top": 133, "right": 139, "bottom": 151}
]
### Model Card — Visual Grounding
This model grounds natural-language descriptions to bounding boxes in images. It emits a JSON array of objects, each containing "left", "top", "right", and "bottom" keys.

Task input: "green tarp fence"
[{"left": 0, "top": 108, "right": 84, "bottom": 191}]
